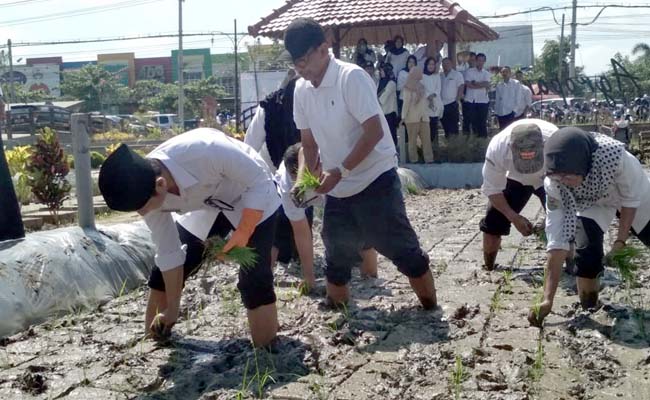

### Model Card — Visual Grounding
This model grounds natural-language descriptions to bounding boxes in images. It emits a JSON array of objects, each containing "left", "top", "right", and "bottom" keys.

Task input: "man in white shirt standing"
[
  {"left": 98, "top": 129, "right": 281, "bottom": 347},
  {"left": 494, "top": 66, "right": 521, "bottom": 130},
  {"left": 480, "top": 119, "right": 558, "bottom": 270},
  {"left": 463, "top": 53, "right": 492, "bottom": 137},
  {"left": 284, "top": 18, "right": 437, "bottom": 308},
  {"left": 440, "top": 57, "right": 464, "bottom": 136},
  {"left": 514, "top": 70, "right": 533, "bottom": 120}
]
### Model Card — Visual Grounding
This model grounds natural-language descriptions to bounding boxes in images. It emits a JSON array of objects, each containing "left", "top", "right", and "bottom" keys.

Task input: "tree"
[
  {"left": 0, "top": 83, "right": 53, "bottom": 103},
  {"left": 530, "top": 36, "right": 583, "bottom": 83},
  {"left": 632, "top": 43, "right": 650, "bottom": 59},
  {"left": 60, "top": 64, "right": 128, "bottom": 112},
  {"left": 183, "top": 76, "right": 228, "bottom": 118}
]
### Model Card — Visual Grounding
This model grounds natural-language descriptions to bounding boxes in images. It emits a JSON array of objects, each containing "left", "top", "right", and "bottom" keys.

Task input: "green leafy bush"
[
  {"left": 26, "top": 128, "right": 71, "bottom": 223},
  {"left": 90, "top": 151, "right": 106, "bottom": 169},
  {"left": 438, "top": 135, "right": 489, "bottom": 163},
  {"left": 5, "top": 145, "right": 31, "bottom": 176}
]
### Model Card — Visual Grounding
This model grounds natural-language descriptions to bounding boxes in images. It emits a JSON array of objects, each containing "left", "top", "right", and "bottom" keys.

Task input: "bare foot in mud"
[{"left": 528, "top": 301, "right": 552, "bottom": 328}]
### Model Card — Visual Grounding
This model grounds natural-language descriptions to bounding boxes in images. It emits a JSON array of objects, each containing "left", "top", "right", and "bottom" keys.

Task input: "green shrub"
[
  {"left": 438, "top": 135, "right": 489, "bottom": 163},
  {"left": 90, "top": 151, "right": 106, "bottom": 169},
  {"left": 67, "top": 154, "right": 74, "bottom": 169},
  {"left": 5, "top": 145, "right": 32, "bottom": 176}
]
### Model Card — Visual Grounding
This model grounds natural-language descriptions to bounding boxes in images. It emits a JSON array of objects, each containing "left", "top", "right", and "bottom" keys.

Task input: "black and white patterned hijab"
[{"left": 545, "top": 128, "right": 625, "bottom": 243}]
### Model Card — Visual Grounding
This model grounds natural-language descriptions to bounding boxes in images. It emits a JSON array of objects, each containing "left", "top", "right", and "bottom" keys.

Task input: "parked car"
[
  {"left": 89, "top": 114, "right": 122, "bottom": 133},
  {"left": 530, "top": 97, "right": 584, "bottom": 114},
  {"left": 149, "top": 114, "right": 180, "bottom": 130},
  {"left": 9, "top": 104, "right": 71, "bottom": 133}
]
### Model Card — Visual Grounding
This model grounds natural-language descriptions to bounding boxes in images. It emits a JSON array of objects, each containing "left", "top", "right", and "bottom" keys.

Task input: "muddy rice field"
[{"left": 1, "top": 189, "right": 649, "bottom": 399}]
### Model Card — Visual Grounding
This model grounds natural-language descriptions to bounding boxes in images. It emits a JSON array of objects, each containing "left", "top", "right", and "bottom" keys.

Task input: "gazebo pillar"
[
  {"left": 332, "top": 26, "right": 341, "bottom": 59},
  {"left": 447, "top": 21, "right": 457, "bottom": 67}
]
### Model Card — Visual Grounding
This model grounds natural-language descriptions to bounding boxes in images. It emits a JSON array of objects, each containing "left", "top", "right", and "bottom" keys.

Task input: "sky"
[{"left": 0, "top": 0, "right": 649, "bottom": 75}]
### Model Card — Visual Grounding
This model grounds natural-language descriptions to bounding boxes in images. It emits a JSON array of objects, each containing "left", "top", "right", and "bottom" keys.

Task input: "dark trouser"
[
  {"left": 429, "top": 117, "right": 439, "bottom": 156},
  {"left": 322, "top": 168, "right": 430, "bottom": 285},
  {"left": 441, "top": 101, "right": 460, "bottom": 136},
  {"left": 274, "top": 206, "right": 314, "bottom": 264},
  {"left": 462, "top": 101, "right": 471, "bottom": 134},
  {"left": 148, "top": 211, "right": 278, "bottom": 310},
  {"left": 469, "top": 102, "right": 489, "bottom": 137},
  {"left": 385, "top": 112, "right": 398, "bottom": 146},
  {"left": 479, "top": 179, "right": 546, "bottom": 236},
  {"left": 575, "top": 216, "right": 650, "bottom": 279},
  {"left": 497, "top": 112, "right": 516, "bottom": 130}
]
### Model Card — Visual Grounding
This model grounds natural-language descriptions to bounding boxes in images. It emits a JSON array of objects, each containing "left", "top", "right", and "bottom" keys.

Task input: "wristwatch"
[{"left": 338, "top": 164, "right": 351, "bottom": 178}]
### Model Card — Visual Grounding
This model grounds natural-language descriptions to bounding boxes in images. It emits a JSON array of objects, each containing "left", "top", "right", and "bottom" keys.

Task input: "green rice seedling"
[
  {"left": 529, "top": 338, "right": 545, "bottom": 382},
  {"left": 451, "top": 355, "right": 467, "bottom": 400},
  {"left": 534, "top": 228, "right": 547, "bottom": 244},
  {"left": 117, "top": 278, "right": 128, "bottom": 298},
  {"left": 607, "top": 246, "right": 642, "bottom": 286},
  {"left": 254, "top": 350, "right": 276, "bottom": 398},
  {"left": 490, "top": 286, "right": 503, "bottom": 312},
  {"left": 295, "top": 169, "right": 321, "bottom": 198},
  {"left": 204, "top": 237, "right": 258, "bottom": 271},
  {"left": 235, "top": 358, "right": 252, "bottom": 400},
  {"left": 503, "top": 269, "right": 513, "bottom": 294}
]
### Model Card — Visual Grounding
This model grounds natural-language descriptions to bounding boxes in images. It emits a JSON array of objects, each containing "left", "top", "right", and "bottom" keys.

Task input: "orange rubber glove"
[{"left": 222, "top": 208, "right": 263, "bottom": 253}]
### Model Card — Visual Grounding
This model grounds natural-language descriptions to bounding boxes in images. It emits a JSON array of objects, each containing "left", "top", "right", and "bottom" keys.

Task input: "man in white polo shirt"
[
  {"left": 480, "top": 119, "right": 558, "bottom": 270},
  {"left": 494, "top": 66, "right": 521, "bottom": 130},
  {"left": 98, "top": 129, "right": 281, "bottom": 347},
  {"left": 463, "top": 53, "right": 492, "bottom": 137},
  {"left": 440, "top": 57, "right": 464, "bottom": 136},
  {"left": 514, "top": 70, "right": 533, "bottom": 120},
  {"left": 284, "top": 18, "right": 437, "bottom": 309}
]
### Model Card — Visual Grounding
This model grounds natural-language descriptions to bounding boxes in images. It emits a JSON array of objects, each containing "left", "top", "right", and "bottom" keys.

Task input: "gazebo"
[{"left": 248, "top": 0, "right": 498, "bottom": 63}]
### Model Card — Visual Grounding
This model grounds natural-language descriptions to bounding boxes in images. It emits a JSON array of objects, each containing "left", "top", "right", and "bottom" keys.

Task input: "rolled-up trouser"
[
  {"left": 274, "top": 205, "right": 314, "bottom": 264},
  {"left": 479, "top": 179, "right": 546, "bottom": 236},
  {"left": 322, "top": 168, "right": 430, "bottom": 286},
  {"left": 147, "top": 211, "right": 278, "bottom": 310},
  {"left": 406, "top": 121, "right": 433, "bottom": 163}
]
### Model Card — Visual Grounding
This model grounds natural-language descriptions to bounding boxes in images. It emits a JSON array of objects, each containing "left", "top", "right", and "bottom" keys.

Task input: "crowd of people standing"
[{"left": 354, "top": 40, "right": 534, "bottom": 163}]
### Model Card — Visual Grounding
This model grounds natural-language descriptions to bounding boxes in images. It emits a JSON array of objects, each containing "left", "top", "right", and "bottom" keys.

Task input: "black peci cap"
[
  {"left": 284, "top": 18, "right": 326, "bottom": 61},
  {"left": 98, "top": 144, "right": 156, "bottom": 212}
]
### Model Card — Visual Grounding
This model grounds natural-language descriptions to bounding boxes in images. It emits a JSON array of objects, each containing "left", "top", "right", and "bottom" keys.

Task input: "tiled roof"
[{"left": 249, "top": 0, "right": 498, "bottom": 44}]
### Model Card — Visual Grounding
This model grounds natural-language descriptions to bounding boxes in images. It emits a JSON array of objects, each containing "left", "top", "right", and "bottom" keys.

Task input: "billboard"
[
  {"left": 1, "top": 64, "right": 61, "bottom": 97},
  {"left": 171, "top": 48, "right": 212, "bottom": 82},
  {"left": 98, "top": 53, "right": 136, "bottom": 87},
  {"left": 135, "top": 57, "right": 172, "bottom": 83}
]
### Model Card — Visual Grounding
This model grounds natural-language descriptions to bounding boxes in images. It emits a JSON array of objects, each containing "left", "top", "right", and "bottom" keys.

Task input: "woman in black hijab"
[
  {"left": 529, "top": 127, "right": 650, "bottom": 327},
  {"left": 355, "top": 38, "right": 376, "bottom": 67},
  {"left": 377, "top": 63, "right": 398, "bottom": 145}
]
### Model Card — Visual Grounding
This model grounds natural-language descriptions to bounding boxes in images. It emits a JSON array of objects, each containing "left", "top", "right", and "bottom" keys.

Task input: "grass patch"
[
  {"left": 405, "top": 182, "right": 421, "bottom": 196},
  {"left": 235, "top": 350, "right": 277, "bottom": 399}
]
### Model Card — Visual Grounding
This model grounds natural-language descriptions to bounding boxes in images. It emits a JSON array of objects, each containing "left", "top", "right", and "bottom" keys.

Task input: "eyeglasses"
[{"left": 291, "top": 46, "right": 317, "bottom": 69}]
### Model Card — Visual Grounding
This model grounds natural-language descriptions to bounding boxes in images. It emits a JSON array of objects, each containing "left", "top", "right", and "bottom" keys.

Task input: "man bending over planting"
[
  {"left": 98, "top": 128, "right": 280, "bottom": 346},
  {"left": 285, "top": 18, "right": 436, "bottom": 308},
  {"left": 480, "top": 119, "right": 558, "bottom": 270},
  {"left": 273, "top": 143, "right": 378, "bottom": 291}
]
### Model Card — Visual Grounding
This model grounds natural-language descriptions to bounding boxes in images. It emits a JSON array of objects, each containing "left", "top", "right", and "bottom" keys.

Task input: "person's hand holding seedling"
[
  {"left": 291, "top": 168, "right": 322, "bottom": 207},
  {"left": 150, "top": 310, "right": 176, "bottom": 341},
  {"left": 511, "top": 214, "right": 534, "bottom": 236}
]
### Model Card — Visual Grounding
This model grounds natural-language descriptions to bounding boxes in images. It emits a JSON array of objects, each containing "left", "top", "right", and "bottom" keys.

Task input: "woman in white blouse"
[
  {"left": 377, "top": 63, "right": 398, "bottom": 145},
  {"left": 422, "top": 56, "right": 443, "bottom": 155}
]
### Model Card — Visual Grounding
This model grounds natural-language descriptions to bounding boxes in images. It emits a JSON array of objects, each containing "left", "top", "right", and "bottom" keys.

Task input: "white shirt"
[
  {"left": 243, "top": 106, "right": 275, "bottom": 171},
  {"left": 378, "top": 80, "right": 398, "bottom": 115},
  {"left": 386, "top": 51, "right": 410, "bottom": 74},
  {"left": 422, "top": 73, "right": 442, "bottom": 118},
  {"left": 456, "top": 62, "right": 470, "bottom": 74},
  {"left": 514, "top": 84, "right": 533, "bottom": 118},
  {"left": 545, "top": 151, "right": 650, "bottom": 251},
  {"left": 440, "top": 69, "right": 464, "bottom": 106},
  {"left": 481, "top": 119, "right": 558, "bottom": 197},
  {"left": 274, "top": 161, "right": 323, "bottom": 222},
  {"left": 463, "top": 67, "right": 492, "bottom": 104},
  {"left": 293, "top": 56, "right": 398, "bottom": 198},
  {"left": 144, "top": 128, "right": 281, "bottom": 271},
  {"left": 397, "top": 69, "right": 409, "bottom": 97},
  {"left": 495, "top": 79, "right": 521, "bottom": 117}
]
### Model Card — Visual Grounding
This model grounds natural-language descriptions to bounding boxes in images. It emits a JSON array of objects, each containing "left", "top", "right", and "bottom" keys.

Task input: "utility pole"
[
  {"left": 569, "top": 0, "right": 577, "bottom": 78},
  {"left": 7, "top": 39, "right": 15, "bottom": 103},
  {"left": 177, "top": 0, "right": 185, "bottom": 125},
  {"left": 558, "top": 14, "right": 565, "bottom": 83},
  {"left": 234, "top": 19, "right": 239, "bottom": 132}
]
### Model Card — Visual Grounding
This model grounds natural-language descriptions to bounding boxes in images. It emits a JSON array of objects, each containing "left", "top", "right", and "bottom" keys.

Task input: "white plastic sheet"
[{"left": 0, "top": 222, "right": 154, "bottom": 338}]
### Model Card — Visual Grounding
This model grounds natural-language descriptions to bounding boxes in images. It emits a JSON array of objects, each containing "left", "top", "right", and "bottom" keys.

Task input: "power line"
[
  {"left": 0, "top": 0, "right": 52, "bottom": 8},
  {"left": 0, "top": 0, "right": 164, "bottom": 26},
  {"left": 0, "top": 32, "right": 250, "bottom": 49},
  {"left": 477, "top": 4, "right": 650, "bottom": 19}
]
